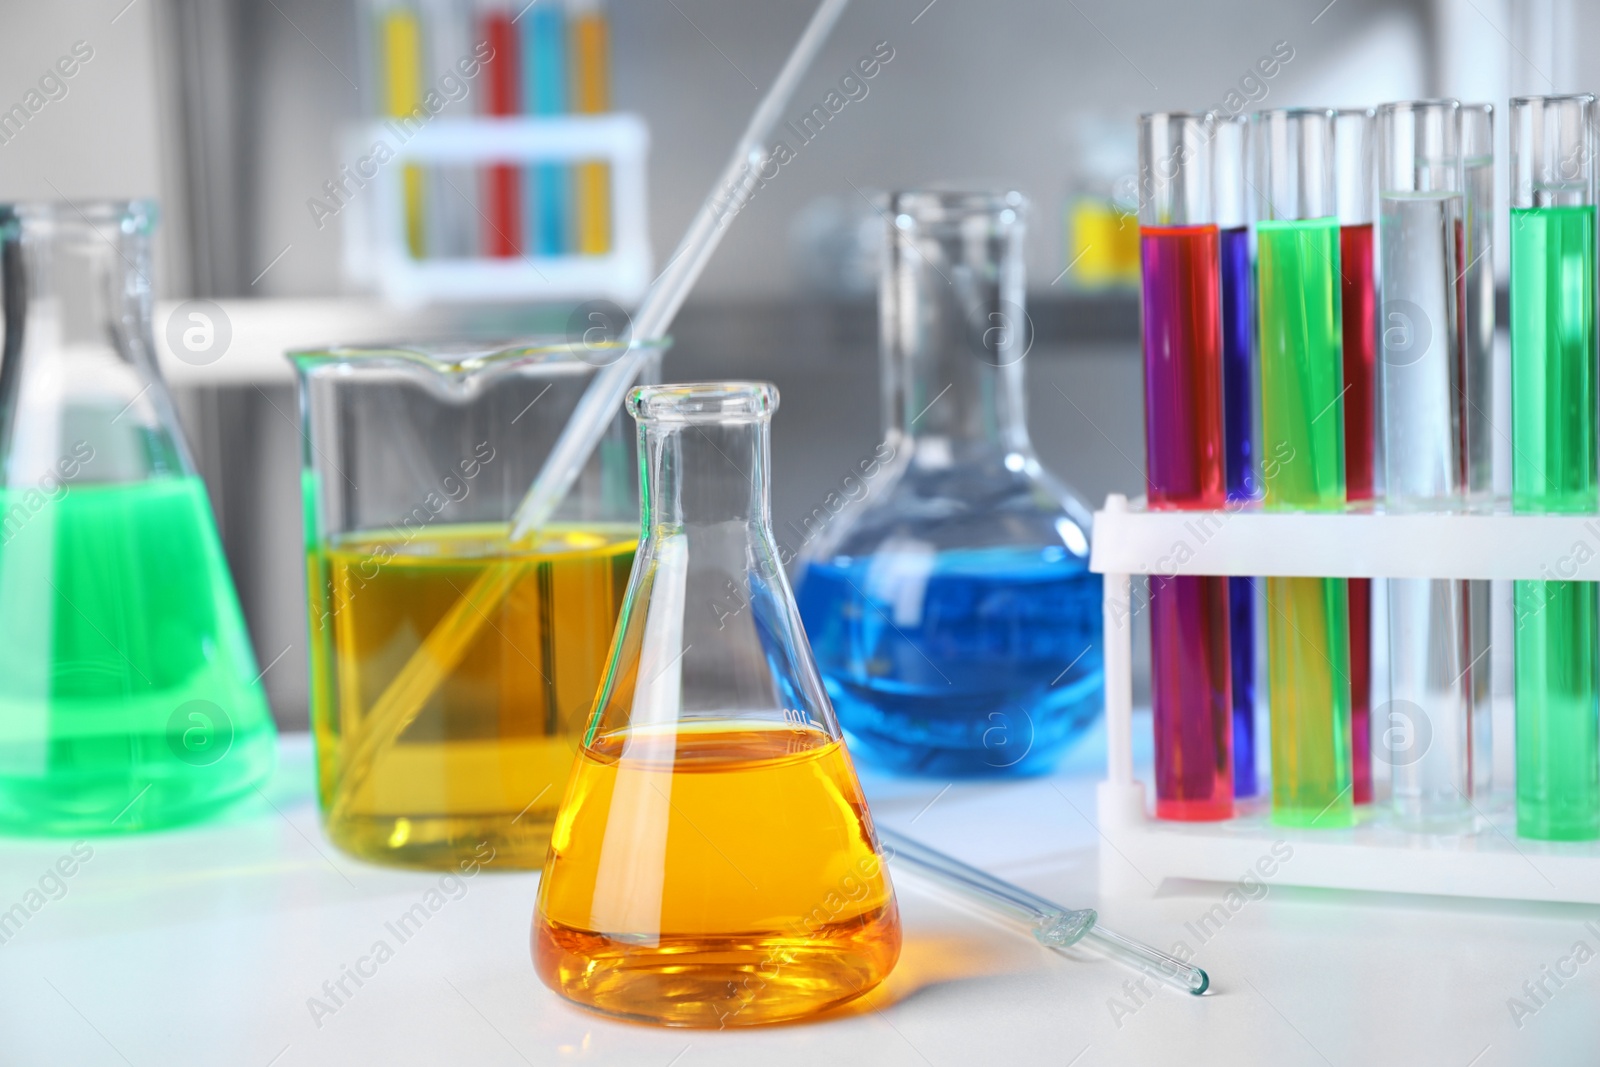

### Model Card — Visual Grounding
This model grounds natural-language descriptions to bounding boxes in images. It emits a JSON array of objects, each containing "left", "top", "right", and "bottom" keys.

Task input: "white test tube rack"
[
  {"left": 1091, "top": 492, "right": 1600, "bottom": 905},
  {"left": 341, "top": 114, "right": 653, "bottom": 306}
]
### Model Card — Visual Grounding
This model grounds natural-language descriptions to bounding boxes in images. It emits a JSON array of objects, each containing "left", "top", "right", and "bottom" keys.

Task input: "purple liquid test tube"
[{"left": 1216, "top": 114, "right": 1257, "bottom": 797}]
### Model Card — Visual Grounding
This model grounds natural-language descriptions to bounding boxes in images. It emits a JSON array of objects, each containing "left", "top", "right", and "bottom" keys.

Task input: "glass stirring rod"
[{"left": 877, "top": 827, "right": 1209, "bottom": 995}]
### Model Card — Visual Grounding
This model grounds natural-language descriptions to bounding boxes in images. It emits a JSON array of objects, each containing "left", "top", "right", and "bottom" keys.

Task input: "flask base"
[
  {"left": 0, "top": 726, "right": 276, "bottom": 835},
  {"left": 533, "top": 908, "right": 901, "bottom": 1027}
]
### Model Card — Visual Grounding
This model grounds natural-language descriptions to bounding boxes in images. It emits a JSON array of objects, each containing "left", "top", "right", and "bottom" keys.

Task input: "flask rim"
[
  {"left": 884, "top": 188, "right": 1028, "bottom": 225},
  {"left": 629, "top": 381, "right": 777, "bottom": 425},
  {"left": 0, "top": 199, "right": 157, "bottom": 235}
]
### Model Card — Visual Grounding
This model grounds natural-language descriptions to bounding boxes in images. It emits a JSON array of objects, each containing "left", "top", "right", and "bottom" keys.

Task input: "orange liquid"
[{"left": 534, "top": 722, "right": 901, "bottom": 1027}]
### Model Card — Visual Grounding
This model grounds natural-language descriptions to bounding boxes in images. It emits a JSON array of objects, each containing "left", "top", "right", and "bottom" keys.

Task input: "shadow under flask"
[
  {"left": 794, "top": 190, "right": 1103, "bottom": 776},
  {"left": 533, "top": 382, "right": 902, "bottom": 1027}
]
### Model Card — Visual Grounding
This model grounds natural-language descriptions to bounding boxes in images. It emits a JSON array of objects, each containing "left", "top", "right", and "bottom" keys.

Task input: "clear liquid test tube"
[{"left": 1376, "top": 99, "right": 1481, "bottom": 830}]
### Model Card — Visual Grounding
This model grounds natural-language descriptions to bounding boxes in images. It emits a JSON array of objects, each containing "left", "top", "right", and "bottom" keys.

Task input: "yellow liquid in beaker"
[
  {"left": 534, "top": 722, "right": 901, "bottom": 1027},
  {"left": 307, "top": 523, "right": 635, "bottom": 868}
]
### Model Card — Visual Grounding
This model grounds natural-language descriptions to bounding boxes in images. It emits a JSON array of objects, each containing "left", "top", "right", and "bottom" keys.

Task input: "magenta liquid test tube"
[{"left": 1139, "top": 112, "right": 1234, "bottom": 821}]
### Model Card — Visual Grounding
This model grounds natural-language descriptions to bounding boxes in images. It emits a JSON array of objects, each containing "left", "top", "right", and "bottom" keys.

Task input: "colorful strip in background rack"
[{"left": 367, "top": 0, "right": 614, "bottom": 261}]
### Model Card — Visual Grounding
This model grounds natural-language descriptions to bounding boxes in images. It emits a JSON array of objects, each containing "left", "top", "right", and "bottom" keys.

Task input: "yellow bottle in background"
[{"left": 1066, "top": 197, "right": 1141, "bottom": 288}]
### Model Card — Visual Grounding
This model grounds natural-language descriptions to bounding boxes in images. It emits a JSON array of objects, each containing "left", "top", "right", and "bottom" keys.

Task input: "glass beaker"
[
  {"left": 0, "top": 200, "right": 276, "bottom": 834},
  {"left": 534, "top": 382, "right": 901, "bottom": 1028},
  {"left": 793, "top": 190, "right": 1103, "bottom": 777},
  {"left": 292, "top": 339, "right": 662, "bottom": 869}
]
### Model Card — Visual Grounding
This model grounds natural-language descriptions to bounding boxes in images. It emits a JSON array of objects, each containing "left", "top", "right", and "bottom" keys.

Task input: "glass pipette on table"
[{"left": 877, "top": 827, "right": 1210, "bottom": 995}]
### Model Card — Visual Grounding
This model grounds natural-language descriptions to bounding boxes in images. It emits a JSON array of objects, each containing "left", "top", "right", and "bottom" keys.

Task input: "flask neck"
[
  {"left": 2, "top": 201, "right": 156, "bottom": 357},
  {"left": 0, "top": 200, "right": 191, "bottom": 486},
  {"left": 606, "top": 383, "right": 835, "bottom": 745},
  {"left": 637, "top": 397, "right": 774, "bottom": 536},
  {"left": 880, "top": 191, "right": 1033, "bottom": 463}
]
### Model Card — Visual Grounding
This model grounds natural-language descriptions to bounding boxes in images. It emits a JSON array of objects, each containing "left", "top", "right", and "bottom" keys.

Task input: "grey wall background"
[
  {"left": 5, "top": 0, "right": 1588, "bottom": 299},
  {"left": 0, "top": 0, "right": 1576, "bottom": 726}
]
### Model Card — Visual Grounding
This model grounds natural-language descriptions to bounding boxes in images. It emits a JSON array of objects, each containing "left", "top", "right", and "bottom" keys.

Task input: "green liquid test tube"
[
  {"left": 1251, "top": 109, "right": 1354, "bottom": 829},
  {"left": 1510, "top": 94, "right": 1600, "bottom": 841}
]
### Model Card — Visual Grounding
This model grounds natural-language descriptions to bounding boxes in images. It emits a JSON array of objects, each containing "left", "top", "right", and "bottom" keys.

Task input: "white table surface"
[{"left": 2, "top": 725, "right": 1596, "bottom": 1067}]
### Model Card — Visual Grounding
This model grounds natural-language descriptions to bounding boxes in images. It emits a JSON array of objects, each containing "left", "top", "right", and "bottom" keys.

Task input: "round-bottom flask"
[{"left": 795, "top": 191, "right": 1103, "bottom": 777}]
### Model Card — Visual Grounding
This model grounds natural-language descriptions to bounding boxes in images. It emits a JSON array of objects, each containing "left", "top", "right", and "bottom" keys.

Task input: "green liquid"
[
  {"left": 1514, "top": 581, "right": 1599, "bottom": 839},
  {"left": 1511, "top": 204, "right": 1600, "bottom": 841},
  {"left": 0, "top": 476, "right": 275, "bottom": 834},
  {"left": 1257, "top": 216, "right": 1353, "bottom": 828}
]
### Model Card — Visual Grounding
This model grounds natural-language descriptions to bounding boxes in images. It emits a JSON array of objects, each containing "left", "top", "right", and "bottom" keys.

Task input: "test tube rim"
[
  {"left": 1250, "top": 106, "right": 1338, "bottom": 122},
  {"left": 1510, "top": 92, "right": 1597, "bottom": 108},
  {"left": 1375, "top": 98, "right": 1461, "bottom": 118},
  {"left": 1138, "top": 109, "right": 1215, "bottom": 122}
]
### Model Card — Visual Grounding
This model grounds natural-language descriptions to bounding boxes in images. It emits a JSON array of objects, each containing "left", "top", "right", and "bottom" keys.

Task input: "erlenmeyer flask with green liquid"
[
  {"left": 0, "top": 201, "right": 276, "bottom": 833},
  {"left": 535, "top": 383, "right": 901, "bottom": 1027}
]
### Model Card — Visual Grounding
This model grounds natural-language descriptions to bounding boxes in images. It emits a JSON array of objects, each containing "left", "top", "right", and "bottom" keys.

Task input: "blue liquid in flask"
[{"left": 797, "top": 544, "right": 1103, "bottom": 776}]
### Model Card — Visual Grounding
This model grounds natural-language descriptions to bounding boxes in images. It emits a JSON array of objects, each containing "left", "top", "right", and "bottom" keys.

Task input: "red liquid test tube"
[
  {"left": 481, "top": 4, "right": 523, "bottom": 257},
  {"left": 1336, "top": 110, "right": 1375, "bottom": 804}
]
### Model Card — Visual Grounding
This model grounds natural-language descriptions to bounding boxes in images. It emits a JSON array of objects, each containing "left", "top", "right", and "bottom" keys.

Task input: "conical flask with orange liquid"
[{"left": 534, "top": 382, "right": 901, "bottom": 1027}]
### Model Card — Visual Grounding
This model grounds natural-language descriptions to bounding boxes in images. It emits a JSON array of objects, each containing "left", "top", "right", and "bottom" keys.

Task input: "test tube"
[
  {"left": 1214, "top": 112, "right": 1258, "bottom": 798},
  {"left": 478, "top": 0, "right": 522, "bottom": 256},
  {"left": 1510, "top": 94, "right": 1600, "bottom": 841},
  {"left": 522, "top": 0, "right": 570, "bottom": 254},
  {"left": 1138, "top": 112, "right": 1234, "bottom": 821},
  {"left": 1335, "top": 108, "right": 1376, "bottom": 806},
  {"left": 424, "top": 0, "right": 481, "bottom": 258},
  {"left": 569, "top": 0, "right": 613, "bottom": 255},
  {"left": 1461, "top": 103, "right": 1495, "bottom": 799},
  {"left": 1461, "top": 104, "right": 1496, "bottom": 502},
  {"left": 1376, "top": 100, "right": 1482, "bottom": 829},
  {"left": 1250, "top": 108, "right": 1354, "bottom": 829},
  {"left": 376, "top": 0, "right": 427, "bottom": 258}
]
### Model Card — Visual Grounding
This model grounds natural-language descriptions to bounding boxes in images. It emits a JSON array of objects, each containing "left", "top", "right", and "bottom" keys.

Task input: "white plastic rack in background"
[
  {"left": 1090, "top": 492, "right": 1600, "bottom": 906},
  {"left": 341, "top": 115, "right": 652, "bottom": 306}
]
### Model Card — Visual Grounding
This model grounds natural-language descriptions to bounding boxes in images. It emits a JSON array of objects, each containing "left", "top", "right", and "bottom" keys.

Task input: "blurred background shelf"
[{"left": 0, "top": 0, "right": 1551, "bottom": 732}]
